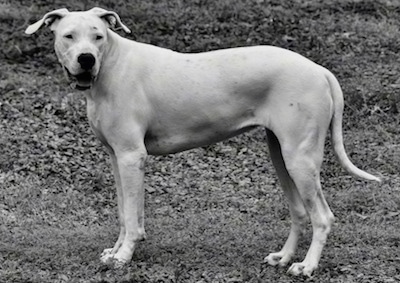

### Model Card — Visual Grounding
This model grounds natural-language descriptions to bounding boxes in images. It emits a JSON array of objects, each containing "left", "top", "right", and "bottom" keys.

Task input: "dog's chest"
[{"left": 86, "top": 96, "right": 111, "bottom": 148}]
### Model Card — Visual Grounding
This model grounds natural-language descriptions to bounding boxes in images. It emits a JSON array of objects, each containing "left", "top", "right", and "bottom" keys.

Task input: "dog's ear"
[
  {"left": 90, "top": 7, "right": 131, "bottom": 34},
  {"left": 25, "top": 8, "right": 69, "bottom": 34}
]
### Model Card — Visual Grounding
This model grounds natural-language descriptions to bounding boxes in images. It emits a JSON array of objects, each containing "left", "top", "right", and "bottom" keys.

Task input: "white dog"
[{"left": 26, "top": 8, "right": 380, "bottom": 277}]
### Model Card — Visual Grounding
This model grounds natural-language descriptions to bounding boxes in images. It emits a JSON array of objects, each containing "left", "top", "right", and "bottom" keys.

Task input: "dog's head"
[{"left": 25, "top": 7, "right": 131, "bottom": 90}]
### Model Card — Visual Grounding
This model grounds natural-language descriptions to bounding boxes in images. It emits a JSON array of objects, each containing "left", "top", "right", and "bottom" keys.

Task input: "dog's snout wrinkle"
[{"left": 78, "top": 53, "right": 96, "bottom": 70}]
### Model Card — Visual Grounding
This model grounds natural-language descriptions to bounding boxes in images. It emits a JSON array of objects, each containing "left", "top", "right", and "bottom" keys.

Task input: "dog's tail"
[{"left": 325, "top": 70, "right": 381, "bottom": 182}]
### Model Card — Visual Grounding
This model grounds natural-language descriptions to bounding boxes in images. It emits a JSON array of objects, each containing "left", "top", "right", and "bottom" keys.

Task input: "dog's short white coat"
[{"left": 26, "top": 8, "right": 380, "bottom": 277}]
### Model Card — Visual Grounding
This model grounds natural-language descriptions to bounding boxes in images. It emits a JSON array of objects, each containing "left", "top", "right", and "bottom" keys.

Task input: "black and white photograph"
[{"left": 0, "top": 0, "right": 399, "bottom": 282}]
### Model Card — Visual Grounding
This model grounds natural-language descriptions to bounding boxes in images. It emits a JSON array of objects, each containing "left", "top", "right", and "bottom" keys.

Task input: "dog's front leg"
[
  {"left": 100, "top": 153, "right": 125, "bottom": 261},
  {"left": 101, "top": 149, "right": 147, "bottom": 267}
]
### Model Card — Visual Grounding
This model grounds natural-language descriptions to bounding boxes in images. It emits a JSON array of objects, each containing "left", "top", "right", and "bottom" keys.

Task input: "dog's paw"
[
  {"left": 264, "top": 252, "right": 291, "bottom": 267},
  {"left": 264, "top": 253, "right": 282, "bottom": 266},
  {"left": 101, "top": 248, "right": 113, "bottom": 258},
  {"left": 287, "top": 262, "right": 315, "bottom": 277},
  {"left": 100, "top": 248, "right": 130, "bottom": 269},
  {"left": 100, "top": 253, "right": 128, "bottom": 269},
  {"left": 100, "top": 248, "right": 114, "bottom": 264}
]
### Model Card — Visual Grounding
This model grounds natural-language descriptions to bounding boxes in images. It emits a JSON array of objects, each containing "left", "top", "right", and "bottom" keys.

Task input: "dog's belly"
[
  {"left": 145, "top": 126, "right": 257, "bottom": 155},
  {"left": 144, "top": 104, "right": 260, "bottom": 155}
]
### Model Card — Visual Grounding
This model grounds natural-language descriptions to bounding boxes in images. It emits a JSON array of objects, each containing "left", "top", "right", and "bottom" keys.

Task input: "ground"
[{"left": 0, "top": 0, "right": 399, "bottom": 282}]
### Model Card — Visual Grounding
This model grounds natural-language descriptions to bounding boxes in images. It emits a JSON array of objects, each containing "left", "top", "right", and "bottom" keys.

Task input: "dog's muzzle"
[
  {"left": 64, "top": 53, "right": 97, "bottom": 91},
  {"left": 65, "top": 68, "right": 95, "bottom": 90}
]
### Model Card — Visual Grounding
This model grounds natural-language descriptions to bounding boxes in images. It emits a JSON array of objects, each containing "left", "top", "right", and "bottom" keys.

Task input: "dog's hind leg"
[
  {"left": 264, "top": 129, "right": 308, "bottom": 267},
  {"left": 278, "top": 126, "right": 334, "bottom": 277}
]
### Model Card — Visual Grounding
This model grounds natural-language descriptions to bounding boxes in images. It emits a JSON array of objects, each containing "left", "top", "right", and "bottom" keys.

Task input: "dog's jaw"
[
  {"left": 64, "top": 67, "right": 95, "bottom": 91},
  {"left": 75, "top": 72, "right": 94, "bottom": 90}
]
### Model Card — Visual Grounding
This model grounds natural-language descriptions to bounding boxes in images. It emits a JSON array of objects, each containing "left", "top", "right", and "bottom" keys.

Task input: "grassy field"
[{"left": 1, "top": 0, "right": 400, "bottom": 282}]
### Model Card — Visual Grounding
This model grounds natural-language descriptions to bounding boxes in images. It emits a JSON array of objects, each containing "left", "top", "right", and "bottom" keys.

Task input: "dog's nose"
[{"left": 78, "top": 53, "right": 96, "bottom": 70}]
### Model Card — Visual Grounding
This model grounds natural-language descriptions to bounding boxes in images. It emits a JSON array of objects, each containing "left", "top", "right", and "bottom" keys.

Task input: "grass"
[{"left": 1, "top": 0, "right": 400, "bottom": 282}]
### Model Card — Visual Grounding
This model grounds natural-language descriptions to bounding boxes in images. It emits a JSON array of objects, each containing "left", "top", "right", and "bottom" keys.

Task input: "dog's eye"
[
  {"left": 95, "top": 35, "right": 103, "bottom": 41},
  {"left": 64, "top": 34, "right": 73, "bottom": 39}
]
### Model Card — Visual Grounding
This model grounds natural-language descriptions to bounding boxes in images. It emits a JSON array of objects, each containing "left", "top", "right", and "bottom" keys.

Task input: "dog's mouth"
[{"left": 64, "top": 67, "right": 95, "bottom": 91}]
